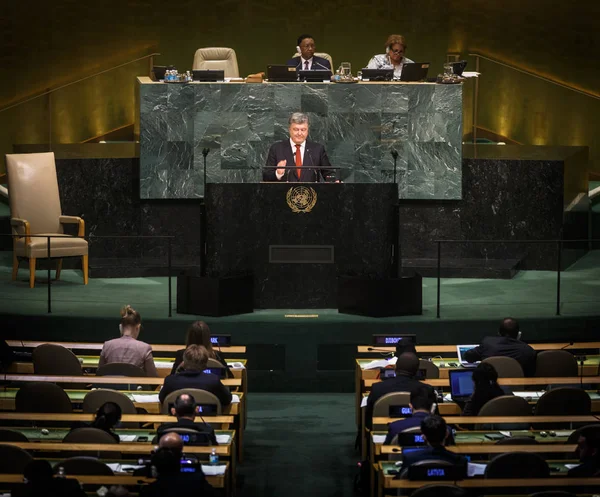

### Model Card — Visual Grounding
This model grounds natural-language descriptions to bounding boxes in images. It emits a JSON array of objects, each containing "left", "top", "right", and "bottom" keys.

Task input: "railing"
[
  {"left": 434, "top": 239, "right": 600, "bottom": 318},
  {"left": 467, "top": 52, "right": 600, "bottom": 144}
]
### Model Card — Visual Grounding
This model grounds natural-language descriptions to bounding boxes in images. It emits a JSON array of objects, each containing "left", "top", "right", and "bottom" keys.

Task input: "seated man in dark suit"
[
  {"left": 263, "top": 112, "right": 334, "bottom": 183},
  {"left": 365, "top": 352, "right": 436, "bottom": 430},
  {"left": 399, "top": 415, "right": 467, "bottom": 477},
  {"left": 155, "top": 393, "right": 217, "bottom": 445},
  {"left": 463, "top": 317, "right": 537, "bottom": 376},
  {"left": 286, "top": 34, "right": 331, "bottom": 71},
  {"left": 385, "top": 384, "right": 455, "bottom": 445},
  {"left": 159, "top": 345, "right": 232, "bottom": 407},
  {"left": 140, "top": 433, "right": 214, "bottom": 497},
  {"left": 568, "top": 427, "right": 600, "bottom": 477}
]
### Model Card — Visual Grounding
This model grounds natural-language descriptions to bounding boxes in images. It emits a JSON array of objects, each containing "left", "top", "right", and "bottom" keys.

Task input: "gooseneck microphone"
[
  {"left": 314, "top": 61, "right": 331, "bottom": 71},
  {"left": 202, "top": 148, "right": 210, "bottom": 194},
  {"left": 390, "top": 149, "right": 399, "bottom": 184},
  {"left": 305, "top": 147, "right": 319, "bottom": 182}
]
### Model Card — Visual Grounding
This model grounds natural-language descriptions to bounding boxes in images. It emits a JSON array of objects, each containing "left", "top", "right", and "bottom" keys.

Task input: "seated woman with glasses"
[{"left": 366, "top": 34, "right": 414, "bottom": 79}]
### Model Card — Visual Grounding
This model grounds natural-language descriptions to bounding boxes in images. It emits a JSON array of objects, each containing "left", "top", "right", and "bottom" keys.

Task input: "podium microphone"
[
  {"left": 390, "top": 149, "right": 399, "bottom": 184},
  {"left": 202, "top": 148, "right": 210, "bottom": 195}
]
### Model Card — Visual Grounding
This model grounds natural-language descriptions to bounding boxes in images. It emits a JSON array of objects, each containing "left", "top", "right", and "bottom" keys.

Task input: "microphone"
[
  {"left": 390, "top": 149, "right": 399, "bottom": 184},
  {"left": 305, "top": 148, "right": 318, "bottom": 182},
  {"left": 314, "top": 61, "right": 331, "bottom": 71},
  {"left": 202, "top": 148, "right": 210, "bottom": 193},
  {"left": 366, "top": 347, "right": 395, "bottom": 355},
  {"left": 202, "top": 148, "right": 210, "bottom": 158},
  {"left": 560, "top": 341, "right": 574, "bottom": 350},
  {"left": 390, "top": 149, "right": 399, "bottom": 160}
]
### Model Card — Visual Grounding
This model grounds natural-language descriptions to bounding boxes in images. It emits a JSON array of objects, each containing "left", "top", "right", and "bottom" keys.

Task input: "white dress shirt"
[
  {"left": 300, "top": 57, "right": 313, "bottom": 70},
  {"left": 276, "top": 139, "right": 306, "bottom": 180}
]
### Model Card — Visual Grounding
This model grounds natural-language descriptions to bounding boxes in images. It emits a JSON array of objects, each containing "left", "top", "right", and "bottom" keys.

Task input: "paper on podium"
[
  {"left": 154, "top": 361, "right": 174, "bottom": 368},
  {"left": 373, "top": 435, "right": 386, "bottom": 444},
  {"left": 216, "top": 434, "right": 231, "bottom": 444},
  {"left": 363, "top": 357, "right": 397, "bottom": 370},
  {"left": 119, "top": 434, "right": 137, "bottom": 442},
  {"left": 361, "top": 397, "right": 368, "bottom": 408},
  {"left": 227, "top": 362, "right": 245, "bottom": 369},
  {"left": 131, "top": 393, "right": 160, "bottom": 403},
  {"left": 231, "top": 394, "right": 240, "bottom": 403},
  {"left": 467, "top": 462, "right": 487, "bottom": 477},
  {"left": 202, "top": 464, "right": 227, "bottom": 475}
]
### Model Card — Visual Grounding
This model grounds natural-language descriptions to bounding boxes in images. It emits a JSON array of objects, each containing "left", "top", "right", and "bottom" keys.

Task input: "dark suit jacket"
[
  {"left": 400, "top": 445, "right": 467, "bottom": 476},
  {"left": 263, "top": 139, "right": 333, "bottom": 182},
  {"left": 365, "top": 374, "right": 436, "bottom": 429},
  {"left": 463, "top": 336, "right": 537, "bottom": 376},
  {"left": 567, "top": 458, "right": 600, "bottom": 477},
  {"left": 286, "top": 55, "right": 331, "bottom": 71},
  {"left": 155, "top": 417, "right": 218, "bottom": 445},
  {"left": 170, "top": 350, "right": 232, "bottom": 377},
  {"left": 159, "top": 370, "right": 232, "bottom": 407},
  {"left": 140, "top": 472, "right": 214, "bottom": 497}
]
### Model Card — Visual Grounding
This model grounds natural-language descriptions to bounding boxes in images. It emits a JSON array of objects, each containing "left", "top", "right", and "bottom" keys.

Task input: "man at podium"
[{"left": 263, "top": 112, "right": 334, "bottom": 183}]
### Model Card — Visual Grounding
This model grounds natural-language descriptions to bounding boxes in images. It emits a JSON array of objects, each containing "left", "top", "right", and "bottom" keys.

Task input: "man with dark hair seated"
[
  {"left": 365, "top": 352, "right": 436, "bottom": 430},
  {"left": 568, "top": 427, "right": 600, "bottom": 477},
  {"left": 399, "top": 415, "right": 467, "bottom": 476},
  {"left": 154, "top": 393, "right": 217, "bottom": 445},
  {"left": 140, "top": 433, "right": 214, "bottom": 497},
  {"left": 464, "top": 317, "right": 537, "bottom": 376},
  {"left": 385, "top": 384, "right": 453, "bottom": 445}
]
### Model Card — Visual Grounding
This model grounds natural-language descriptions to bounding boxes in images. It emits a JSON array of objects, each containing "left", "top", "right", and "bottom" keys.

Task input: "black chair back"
[{"left": 485, "top": 452, "right": 550, "bottom": 478}]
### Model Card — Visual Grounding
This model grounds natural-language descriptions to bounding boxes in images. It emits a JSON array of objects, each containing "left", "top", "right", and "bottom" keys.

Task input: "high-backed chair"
[
  {"left": 96, "top": 362, "right": 146, "bottom": 377},
  {"left": 372, "top": 391, "right": 411, "bottom": 419},
  {"left": 55, "top": 456, "right": 114, "bottom": 476},
  {"left": 566, "top": 424, "right": 600, "bottom": 444},
  {"left": 161, "top": 388, "right": 222, "bottom": 415},
  {"left": 6, "top": 152, "right": 88, "bottom": 288},
  {"left": 15, "top": 382, "right": 73, "bottom": 414},
  {"left": 477, "top": 395, "right": 532, "bottom": 430},
  {"left": 484, "top": 452, "right": 550, "bottom": 478},
  {"left": 535, "top": 387, "right": 591, "bottom": 416},
  {"left": 33, "top": 344, "right": 83, "bottom": 376},
  {"left": 482, "top": 357, "right": 524, "bottom": 377},
  {"left": 410, "top": 484, "right": 467, "bottom": 497},
  {"left": 495, "top": 436, "right": 539, "bottom": 446},
  {"left": 0, "top": 444, "right": 34, "bottom": 474},
  {"left": 530, "top": 492, "right": 577, "bottom": 497},
  {"left": 535, "top": 350, "right": 578, "bottom": 377},
  {"left": 418, "top": 359, "right": 440, "bottom": 379},
  {"left": 291, "top": 52, "right": 334, "bottom": 71},
  {"left": 192, "top": 48, "right": 239, "bottom": 78},
  {"left": 83, "top": 389, "right": 138, "bottom": 427},
  {"left": 0, "top": 429, "right": 29, "bottom": 442},
  {"left": 63, "top": 427, "right": 121, "bottom": 459}
]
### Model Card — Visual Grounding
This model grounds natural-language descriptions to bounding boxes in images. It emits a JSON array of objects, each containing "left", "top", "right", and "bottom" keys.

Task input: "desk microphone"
[
  {"left": 390, "top": 149, "right": 399, "bottom": 184},
  {"left": 314, "top": 61, "right": 331, "bottom": 71},
  {"left": 366, "top": 347, "right": 395, "bottom": 355},
  {"left": 305, "top": 148, "right": 319, "bottom": 182},
  {"left": 560, "top": 341, "right": 575, "bottom": 350}
]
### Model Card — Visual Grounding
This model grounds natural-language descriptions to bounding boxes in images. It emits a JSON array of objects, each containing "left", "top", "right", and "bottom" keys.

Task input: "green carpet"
[{"left": 237, "top": 393, "right": 357, "bottom": 497}]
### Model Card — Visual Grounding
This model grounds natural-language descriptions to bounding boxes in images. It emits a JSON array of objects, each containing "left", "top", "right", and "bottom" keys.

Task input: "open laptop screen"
[
  {"left": 456, "top": 344, "right": 478, "bottom": 364},
  {"left": 449, "top": 369, "right": 474, "bottom": 399}
]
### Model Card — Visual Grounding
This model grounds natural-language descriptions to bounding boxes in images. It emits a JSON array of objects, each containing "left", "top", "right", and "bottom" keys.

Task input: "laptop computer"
[
  {"left": 267, "top": 65, "right": 298, "bottom": 82},
  {"left": 361, "top": 68, "right": 394, "bottom": 81},
  {"left": 399, "top": 62, "right": 430, "bottom": 82},
  {"left": 456, "top": 344, "right": 480, "bottom": 368},
  {"left": 192, "top": 70, "right": 225, "bottom": 82},
  {"left": 297, "top": 69, "right": 331, "bottom": 82},
  {"left": 449, "top": 369, "right": 474, "bottom": 402}
]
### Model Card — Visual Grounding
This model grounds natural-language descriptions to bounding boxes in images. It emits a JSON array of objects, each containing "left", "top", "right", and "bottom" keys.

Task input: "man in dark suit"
[
  {"left": 263, "top": 112, "right": 334, "bottom": 183},
  {"left": 463, "top": 317, "right": 537, "bottom": 376},
  {"left": 568, "top": 427, "right": 600, "bottom": 477},
  {"left": 365, "top": 352, "right": 436, "bottom": 430},
  {"left": 286, "top": 34, "right": 331, "bottom": 72},
  {"left": 159, "top": 345, "right": 232, "bottom": 407},
  {"left": 399, "top": 415, "right": 467, "bottom": 477},
  {"left": 155, "top": 393, "right": 218, "bottom": 445}
]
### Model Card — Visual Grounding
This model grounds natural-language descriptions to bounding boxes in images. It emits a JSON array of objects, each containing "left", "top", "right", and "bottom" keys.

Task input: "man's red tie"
[{"left": 295, "top": 144, "right": 302, "bottom": 179}]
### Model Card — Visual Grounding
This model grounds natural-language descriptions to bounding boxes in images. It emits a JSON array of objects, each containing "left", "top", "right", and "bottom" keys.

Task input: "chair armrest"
[
  {"left": 10, "top": 218, "right": 31, "bottom": 244},
  {"left": 59, "top": 215, "right": 85, "bottom": 237}
]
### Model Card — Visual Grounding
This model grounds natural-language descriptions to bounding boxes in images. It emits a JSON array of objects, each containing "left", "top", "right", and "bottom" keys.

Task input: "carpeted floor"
[{"left": 236, "top": 393, "right": 358, "bottom": 497}]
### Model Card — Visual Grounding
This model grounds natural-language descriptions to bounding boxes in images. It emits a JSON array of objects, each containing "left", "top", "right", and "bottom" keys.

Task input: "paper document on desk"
[
  {"left": 131, "top": 393, "right": 160, "bottom": 403},
  {"left": 202, "top": 464, "right": 227, "bottom": 475},
  {"left": 564, "top": 464, "right": 580, "bottom": 470},
  {"left": 462, "top": 71, "right": 480, "bottom": 78},
  {"left": 361, "top": 397, "right": 368, "bottom": 408},
  {"left": 555, "top": 431, "right": 574, "bottom": 437},
  {"left": 119, "top": 435, "right": 137, "bottom": 442},
  {"left": 363, "top": 357, "right": 397, "bottom": 370},
  {"left": 372, "top": 435, "right": 387, "bottom": 444},
  {"left": 227, "top": 362, "right": 245, "bottom": 369},
  {"left": 216, "top": 434, "right": 231, "bottom": 444},
  {"left": 231, "top": 394, "right": 240, "bottom": 403},
  {"left": 513, "top": 391, "right": 543, "bottom": 399},
  {"left": 467, "top": 462, "right": 487, "bottom": 476},
  {"left": 154, "top": 361, "right": 174, "bottom": 368},
  {"left": 106, "top": 463, "right": 145, "bottom": 473}
]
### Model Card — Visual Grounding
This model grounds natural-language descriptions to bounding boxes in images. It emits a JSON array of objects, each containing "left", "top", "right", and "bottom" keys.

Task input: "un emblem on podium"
[{"left": 286, "top": 186, "right": 317, "bottom": 213}]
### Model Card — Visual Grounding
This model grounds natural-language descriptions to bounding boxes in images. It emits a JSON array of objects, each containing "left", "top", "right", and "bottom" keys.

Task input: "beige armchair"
[
  {"left": 291, "top": 52, "right": 334, "bottom": 71},
  {"left": 193, "top": 47, "right": 239, "bottom": 78},
  {"left": 6, "top": 152, "right": 88, "bottom": 288}
]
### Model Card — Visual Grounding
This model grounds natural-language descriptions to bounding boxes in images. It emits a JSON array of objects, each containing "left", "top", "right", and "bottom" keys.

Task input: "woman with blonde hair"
[
  {"left": 98, "top": 305, "right": 158, "bottom": 376},
  {"left": 170, "top": 321, "right": 231, "bottom": 376},
  {"left": 366, "top": 34, "right": 414, "bottom": 79}
]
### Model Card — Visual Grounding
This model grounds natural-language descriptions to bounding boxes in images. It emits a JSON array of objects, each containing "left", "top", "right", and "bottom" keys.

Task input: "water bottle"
[
  {"left": 57, "top": 466, "right": 66, "bottom": 478},
  {"left": 209, "top": 447, "right": 219, "bottom": 465}
]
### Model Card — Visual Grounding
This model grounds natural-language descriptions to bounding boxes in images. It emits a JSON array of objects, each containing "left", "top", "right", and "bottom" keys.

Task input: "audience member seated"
[
  {"left": 91, "top": 401, "right": 122, "bottom": 442},
  {"left": 12, "top": 460, "right": 86, "bottom": 497},
  {"left": 154, "top": 393, "right": 217, "bottom": 444},
  {"left": 462, "top": 362, "right": 511, "bottom": 415},
  {"left": 99, "top": 305, "right": 158, "bottom": 376},
  {"left": 395, "top": 339, "right": 417, "bottom": 356},
  {"left": 159, "top": 345, "right": 232, "bottom": 406},
  {"left": 568, "top": 426, "right": 600, "bottom": 477},
  {"left": 464, "top": 317, "right": 537, "bottom": 376},
  {"left": 385, "top": 384, "right": 453, "bottom": 445},
  {"left": 365, "top": 352, "right": 436, "bottom": 430},
  {"left": 399, "top": 415, "right": 467, "bottom": 477},
  {"left": 140, "top": 433, "right": 214, "bottom": 497},
  {"left": 170, "top": 321, "right": 232, "bottom": 377}
]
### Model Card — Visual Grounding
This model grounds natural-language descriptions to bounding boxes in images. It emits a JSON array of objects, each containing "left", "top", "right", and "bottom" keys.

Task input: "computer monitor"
[
  {"left": 456, "top": 344, "right": 479, "bottom": 367},
  {"left": 372, "top": 334, "right": 417, "bottom": 346},
  {"left": 361, "top": 68, "right": 394, "bottom": 81},
  {"left": 267, "top": 64, "right": 298, "bottom": 82},
  {"left": 449, "top": 369, "right": 474, "bottom": 401}
]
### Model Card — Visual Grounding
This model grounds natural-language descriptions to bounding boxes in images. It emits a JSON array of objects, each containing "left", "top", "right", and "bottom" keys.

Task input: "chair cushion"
[
  {"left": 14, "top": 233, "right": 88, "bottom": 258},
  {"left": 192, "top": 47, "right": 239, "bottom": 78}
]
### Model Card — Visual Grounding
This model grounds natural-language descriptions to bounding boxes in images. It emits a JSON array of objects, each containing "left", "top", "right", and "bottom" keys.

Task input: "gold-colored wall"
[{"left": 1, "top": 0, "right": 599, "bottom": 173}]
